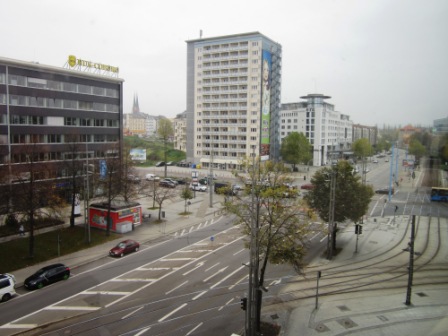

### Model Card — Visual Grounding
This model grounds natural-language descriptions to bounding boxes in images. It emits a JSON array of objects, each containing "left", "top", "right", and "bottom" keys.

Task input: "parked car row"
[{"left": 1, "top": 239, "right": 142, "bottom": 303}]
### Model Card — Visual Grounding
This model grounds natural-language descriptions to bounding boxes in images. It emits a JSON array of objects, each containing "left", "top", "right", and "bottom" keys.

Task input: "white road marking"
[
  {"left": 233, "top": 248, "right": 245, "bottom": 256},
  {"left": 192, "top": 290, "right": 207, "bottom": 300},
  {"left": 44, "top": 306, "right": 100, "bottom": 311},
  {"left": 122, "top": 306, "right": 144, "bottom": 319},
  {"left": 211, "top": 266, "right": 244, "bottom": 289},
  {"left": 218, "top": 298, "right": 234, "bottom": 311},
  {"left": 269, "top": 279, "right": 281, "bottom": 286},
  {"left": 134, "top": 327, "right": 151, "bottom": 336},
  {"left": 205, "top": 262, "right": 220, "bottom": 272},
  {"left": 203, "top": 266, "right": 228, "bottom": 282},
  {"left": 186, "top": 322, "right": 203, "bottom": 335},
  {"left": 82, "top": 291, "right": 130, "bottom": 296},
  {"left": 165, "top": 280, "right": 188, "bottom": 295},
  {"left": 161, "top": 258, "right": 195, "bottom": 261},
  {"left": 0, "top": 324, "right": 37, "bottom": 329},
  {"left": 158, "top": 303, "right": 187, "bottom": 322},
  {"left": 309, "top": 232, "right": 320, "bottom": 241},
  {"left": 110, "top": 278, "right": 155, "bottom": 282},
  {"left": 228, "top": 274, "right": 249, "bottom": 290},
  {"left": 183, "top": 262, "right": 205, "bottom": 276}
]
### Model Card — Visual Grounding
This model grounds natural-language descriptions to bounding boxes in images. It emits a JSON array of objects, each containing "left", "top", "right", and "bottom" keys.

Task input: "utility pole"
[
  {"left": 209, "top": 133, "right": 214, "bottom": 208},
  {"left": 84, "top": 142, "right": 91, "bottom": 244},
  {"left": 327, "top": 169, "right": 336, "bottom": 260},
  {"left": 405, "top": 215, "right": 415, "bottom": 305},
  {"left": 247, "top": 145, "right": 260, "bottom": 335}
]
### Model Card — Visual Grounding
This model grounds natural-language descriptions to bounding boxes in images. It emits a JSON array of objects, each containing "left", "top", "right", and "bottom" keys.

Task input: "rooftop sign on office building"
[{"left": 66, "top": 55, "right": 119, "bottom": 77}]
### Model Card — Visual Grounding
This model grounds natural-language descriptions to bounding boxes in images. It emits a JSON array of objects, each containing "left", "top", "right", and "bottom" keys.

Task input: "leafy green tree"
[
  {"left": 180, "top": 183, "right": 193, "bottom": 213},
  {"left": 227, "top": 158, "right": 316, "bottom": 330},
  {"left": 280, "top": 132, "right": 312, "bottom": 170},
  {"left": 352, "top": 138, "right": 373, "bottom": 183},
  {"left": 408, "top": 138, "right": 426, "bottom": 161},
  {"left": 305, "top": 160, "right": 374, "bottom": 258},
  {"left": 157, "top": 118, "right": 174, "bottom": 178}
]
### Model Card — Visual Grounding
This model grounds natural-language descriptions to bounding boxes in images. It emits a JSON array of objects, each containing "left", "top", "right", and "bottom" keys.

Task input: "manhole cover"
[
  {"left": 378, "top": 315, "right": 389, "bottom": 322},
  {"left": 271, "top": 314, "right": 279, "bottom": 320},
  {"left": 337, "top": 318, "right": 358, "bottom": 329},
  {"left": 315, "top": 323, "right": 330, "bottom": 333},
  {"left": 337, "top": 305, "right": 350, "bottom": 312}
]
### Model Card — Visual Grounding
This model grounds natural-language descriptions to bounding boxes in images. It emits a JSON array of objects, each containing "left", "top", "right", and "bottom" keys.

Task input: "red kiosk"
[{"left": 89, "top": 201, "right": 142, "bottom": 233}]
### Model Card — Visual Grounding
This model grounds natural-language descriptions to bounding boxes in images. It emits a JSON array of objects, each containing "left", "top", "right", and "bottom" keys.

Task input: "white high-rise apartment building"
[
  {"left": 186, "top": 32, "right": 282, "bottom": 171},
  {"left": 280, "top": 94, "right": 353, "bottom": 166}
]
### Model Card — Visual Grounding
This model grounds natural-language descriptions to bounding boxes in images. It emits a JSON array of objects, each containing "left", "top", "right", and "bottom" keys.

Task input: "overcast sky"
[{"left": 2, "top": 0, "right": 447, "bottom": 127}]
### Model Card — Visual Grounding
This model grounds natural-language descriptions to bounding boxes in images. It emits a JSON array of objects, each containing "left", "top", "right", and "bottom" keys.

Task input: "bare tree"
[
  {"left": 226, "top": 158, "right": 316, "bottom": 331},
  {"left": 157, "top": 118, "right": 174, "bottom": 178},
  {"left": 10, "top": 143, "right": 66, "bottom": 258},
  {"left": 153, "top": 186, "right": 177, "bottom": 221}
]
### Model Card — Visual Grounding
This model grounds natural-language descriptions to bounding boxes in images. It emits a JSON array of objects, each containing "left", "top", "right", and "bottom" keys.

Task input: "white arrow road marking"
[
  {"left": 183, "top": 262, "right": 205, "bottom": 276},
  {"left": 203, "top": 266, "right": 229, "bottom": 282},
  {"left": 269, "top": 279, "right": 281, "bottom": 286}
]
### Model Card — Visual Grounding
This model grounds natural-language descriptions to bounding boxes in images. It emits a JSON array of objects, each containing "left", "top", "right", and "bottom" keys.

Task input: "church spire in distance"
[{"left": 132, "top": 93, "right": 140, "bottom": 113}]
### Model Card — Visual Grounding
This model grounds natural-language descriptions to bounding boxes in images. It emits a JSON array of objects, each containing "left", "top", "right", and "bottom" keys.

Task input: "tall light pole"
[
  {"left": 84, "top": 142, "right": 91, "bottom": 244},
  {"left": 209, "top": 132, "right": 214, "bottom": 208},
  {"left": 246, "top": 145, "right": 260, "bottom": 335},
  {"left": 327, "top": 168, "right": 336, "bottom": 260}
]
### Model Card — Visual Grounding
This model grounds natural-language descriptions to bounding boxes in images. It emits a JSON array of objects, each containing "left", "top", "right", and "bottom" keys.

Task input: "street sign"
[{"left": 192, "top": 170, "right": 198, "bottom": 178}]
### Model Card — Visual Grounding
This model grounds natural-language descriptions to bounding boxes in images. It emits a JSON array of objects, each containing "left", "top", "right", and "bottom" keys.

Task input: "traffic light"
[
  {"left": 355, "top": 224, "right": 363, "bottom": 235},
  {"left": 240, "top": 297, "right": 247, "bottom": 311}
]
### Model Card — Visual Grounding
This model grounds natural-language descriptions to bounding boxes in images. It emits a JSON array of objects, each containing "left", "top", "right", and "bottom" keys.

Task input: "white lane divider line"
[
  {"left": 189, "top": 226, "right": 194, "bottom": 233},
  {"left": 211, "top": 265, "right": 244, "bottom": 289},
  {"left": 233, "top": 248, "right": 245, "bottom": 256},
  {"left": 218, "top": 298, "right": 234, "bottom": 311},
  {"left": 158, "top": 303, "right": 188, "bottom": 322},
  {"left": 228, "top": 274, "right": 249, "bottom": 290},
  {"left": 134, "top": 327, "right": 151, "bottom": 336},
  {"left": 82, "top": 291, "right": 130, "bottom": 296},
  {"left": 0, "top": 324, "right": 38, "bottom": 329},
  {"left": 183, "top": 262, "right": 205, "bottom": 276},
  {"left": 203, "top": 266, "right": 228, "bottom": 283},
  {"left": 165, "top": 280, "right": 188, "bottom": 295},
  {"left": 180, "top": 229, "right": 186, "bottom": 236},
  {"left": 192, "top": 290, "right": 207, "bottom": 300},
  {"left": 122, "top": 306, "right": 144, "bottom": 320},
  {"left": 186, "top": 322, "right": 203, "bottom": 336},
  {"left": 205, "top": 262, "right": 220, "bottom": 272},
  {"left": 43, "top": 306, "right": 100, "bottom": 311}
]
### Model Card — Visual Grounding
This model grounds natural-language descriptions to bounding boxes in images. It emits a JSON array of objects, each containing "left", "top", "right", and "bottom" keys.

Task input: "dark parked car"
[
  {"left": 155, "top": 161, "right": 166, "bottom": 167},
  {"left": 300, "top": 183, "right": 314, "bottom": 190},
  {"left": 175, "top": 178, "right": 188, "bottom": 185},
  {"left": 24, "top": 264, "right": 70, "bottom": 290},
  {"left": 375, "top": 187, "right": 395, "bottom": 195},
  {"left": 159, "top": 179, "right": 176, "bottom": 188},
  {"left": 166, "top": 161, "right": 176, "bottom": 166},
  {"left": 109, "top": 239, "right": 140, "bottom": 258}
]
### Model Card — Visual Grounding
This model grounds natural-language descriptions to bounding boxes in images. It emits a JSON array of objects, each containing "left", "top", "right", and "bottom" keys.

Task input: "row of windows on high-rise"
[
  {"left": 0, "top": 94, "right": 119, "bottom": 113},
  {"left": 6, "top": 133, "right": 118, "bottom": 145},
  {"left": 2, "top": 115, "right": 119, "bottom": 127},
  {"left": 0, "top": 73, "right": 119, "bottom": 98}
]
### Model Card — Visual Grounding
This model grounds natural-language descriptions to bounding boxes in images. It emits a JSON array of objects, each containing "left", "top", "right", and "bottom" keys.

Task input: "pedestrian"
[{"left": 19, "top": 224, "right": 25, "bottom": 236}]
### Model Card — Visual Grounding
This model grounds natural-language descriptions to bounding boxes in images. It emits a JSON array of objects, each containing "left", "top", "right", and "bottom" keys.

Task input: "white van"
[
  {"left": 145, "top": 174, "right": 160, "bottom": 181},
  {"left": 0, "top": 273, "right": 16, "bottom": 302}
]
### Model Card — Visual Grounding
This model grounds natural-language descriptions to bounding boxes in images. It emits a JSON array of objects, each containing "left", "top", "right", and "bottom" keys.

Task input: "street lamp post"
[{"left": 327, "top": 169, "right": 336, "bottom": 260}]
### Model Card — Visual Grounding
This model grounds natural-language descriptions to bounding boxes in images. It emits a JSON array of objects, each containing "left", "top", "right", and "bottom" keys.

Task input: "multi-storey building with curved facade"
[{"left": 0, "top": 56, "right": 124, "bottom": 200}]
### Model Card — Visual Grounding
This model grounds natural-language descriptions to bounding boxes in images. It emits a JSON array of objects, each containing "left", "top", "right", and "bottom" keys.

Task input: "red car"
[
  {"left": 109, "top": 239, "right": 140, "bottom": 258},
  {"left": 300, "top": 183, "right": 314, "bottom": 190}
]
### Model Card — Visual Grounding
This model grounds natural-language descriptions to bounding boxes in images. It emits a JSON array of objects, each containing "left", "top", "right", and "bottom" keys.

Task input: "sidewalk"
[
  {"left": 6, "top": 191, "right": 225, "bottom": 288},
  {"left": 274, "top": 164, "right": 448, "bottom": 335}
]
